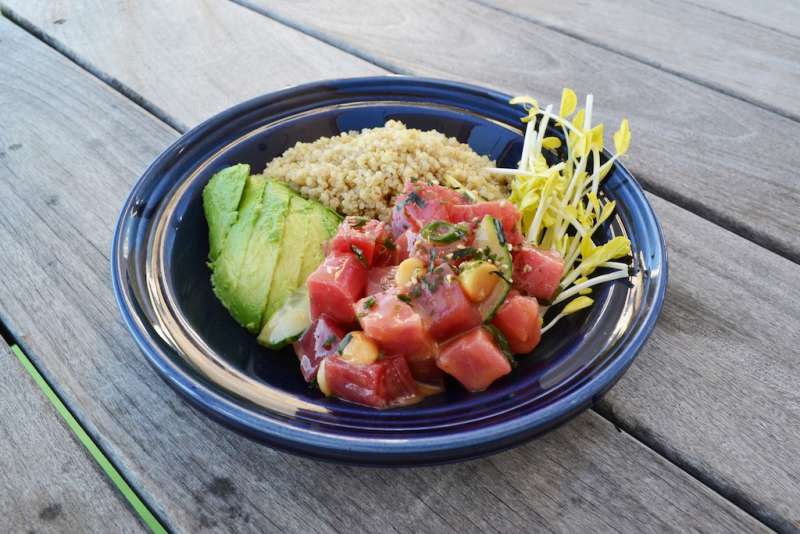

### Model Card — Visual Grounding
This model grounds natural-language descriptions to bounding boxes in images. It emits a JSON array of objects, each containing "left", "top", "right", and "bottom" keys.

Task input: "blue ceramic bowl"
[{"left": 112, "top": 76, "right": 667, "bottom": 465}]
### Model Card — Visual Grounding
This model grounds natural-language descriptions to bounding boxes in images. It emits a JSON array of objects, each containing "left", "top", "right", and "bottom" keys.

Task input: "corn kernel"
[
  {"left": 458, "top": 262, "right": 500, "bottom": 302},
  {"left": 395, "top": 257, "right": 425, "bottom": 287},
  {"left": 341, "top": 331, "right": 380, "bottom": 365},
  {"left": 317, "top": 358, "right": 331, "bottom": 396}
]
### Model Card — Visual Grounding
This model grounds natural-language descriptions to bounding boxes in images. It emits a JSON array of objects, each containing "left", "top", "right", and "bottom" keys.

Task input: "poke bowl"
[{"left": 112, "top": 76, "right": 667, "bottom": 465}]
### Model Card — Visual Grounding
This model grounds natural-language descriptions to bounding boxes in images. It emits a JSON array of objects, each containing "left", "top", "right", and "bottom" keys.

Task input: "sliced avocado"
[
  {"left": 202, "top": 164, "right": 249, "bottom": 262},
  {"left": 232, "top": 180, "right": 293, "bottom": 333},
  {"left": 211, "top": 174, "right": 267, "bottom": 326},
  {"left": 257, "top": 285, "right": 310, "bottom": 349},
  {"left": 262, "top": 195, "right": 311, "bottom": 322},
  {"left": 298, "top": 203, "right": 341, "bottom": 283}
]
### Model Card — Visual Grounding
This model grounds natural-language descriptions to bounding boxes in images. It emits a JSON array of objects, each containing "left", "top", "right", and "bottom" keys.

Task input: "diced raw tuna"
[
  {"left": 411, "top": 264, "right": 482, "bottom": 341},
  {"left": 492, "top": 290, "right": 541, "bottom": 354},
  {"left": 392, "top": 182, "right": 467, "bottom": 233},
  {"left": 512, "top": 246, "right": 564, "bottom": 301},
  {"left": 405, "top": 352, "right": 444, "bottom": 387},
  {"left": 329, "top": 216, "right": 387, "bottom": 267},
  {"left": 293, "top": 315, "right": 346, "bottom": 382},
  {"left": 436, "top": 327, "right": 512, "bottom": 392},
  {"left": 357, "top": 292, "right": 435, "bottom": 359},
  {"left": 391, "top": 230, "right": 414, "bottom": 264},
  {"left": 323, "top": 355, "right": 418, "bottom": 408},
  {"left": 449, "top": 200, "right": 523, "bottom": 245},
  {"left": 365, "top": 266, "right": 398, "bottom": 296},
  {"left": 307, "top": 252, "right": 367, "bottom": 324}
]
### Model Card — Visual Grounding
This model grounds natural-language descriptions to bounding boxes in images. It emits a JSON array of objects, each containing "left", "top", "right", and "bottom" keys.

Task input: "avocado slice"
[
  {"left": 297, "top": 203, "right": 340, "bottom": 283},
  {"left": 211, "top": 174, "right": 267, "bottom": 326},
  {"left": 202, "top": 163, "right": 249, "bottom": 262},
  {"left": 232, "top": 180, "right": 293, "bottom": 333},
  {"left": 262, "top": 195, "right": 312, "bottom": 322}
]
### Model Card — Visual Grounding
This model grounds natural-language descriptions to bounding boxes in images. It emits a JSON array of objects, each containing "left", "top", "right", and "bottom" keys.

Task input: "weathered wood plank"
[
  {"left": 229, "top": 0, "right": 800, "bottom": 264},
  {"left": 686, "top": 0, "right": 800, "bottom": 39},
  {"left": 0, "top": 0, "right": 382, "bottom": 130},
  {"left": 0, "top": 343, "right": 144, "bottom": 533},
  {"left": 0, "top": 15, "right": 768, "bottom": 534},
  {"left": 481, "top": 0, "right": 800, "bottom": 120},
  {"left": 604, "top": 193, "right": 800, "bottom": 531}
]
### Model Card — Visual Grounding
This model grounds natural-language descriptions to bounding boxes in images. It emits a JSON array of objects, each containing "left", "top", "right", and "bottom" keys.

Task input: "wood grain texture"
[
  {"left": 0, "top": 15, "right": 769, "bottom": 534},
  {"left": 231, "top": 0, "right": 800, "bottom": 265},
  {"left": 481, "top": 0, "right": 800, "bottom": 120},
  {"left": 0, "top": 343, "right": 144, "bottom": 533},
  {"left": 615, "top": 194, "right": 800, "bottom": 531},
  {"left": 0, "top": 0, "right": 382, "bottom": 130},
  {"left": 685, "top": 0, "right": 800, "bottom": 39}
]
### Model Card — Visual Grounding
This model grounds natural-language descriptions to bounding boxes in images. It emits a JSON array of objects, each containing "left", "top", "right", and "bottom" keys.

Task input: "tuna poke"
[{"left": 202, "top": 89, "right": 633, "bottom": 409}]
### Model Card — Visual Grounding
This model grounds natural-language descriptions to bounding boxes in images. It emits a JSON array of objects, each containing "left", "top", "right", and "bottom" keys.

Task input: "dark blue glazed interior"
[{"left": 112, "top": 77, "right": 667, "bottom": 464}]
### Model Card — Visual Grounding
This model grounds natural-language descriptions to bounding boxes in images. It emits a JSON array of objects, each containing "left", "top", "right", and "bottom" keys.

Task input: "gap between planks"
[
  {"left": 228, "top": 0, "right": 800, "bottom": 268},
  {"left": 678, "top": 0, "right": 800, "bottom": 41},
  {"left": 0, "top": 320, "right": 170, "bottom": 534},
  {"left": 0, "top": 6, "right": 784, "bottom": 532},
  {"left": 0, "top": 5, "right": 183, "bottom": 132},
  {"left": 470, "top": 0, "right": 800, "bottom": 123}
]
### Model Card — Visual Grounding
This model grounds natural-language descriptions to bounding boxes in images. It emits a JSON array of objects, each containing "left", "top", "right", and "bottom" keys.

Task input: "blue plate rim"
[{"left": 111, "top": 75, "right": 668, "bottom": 465}]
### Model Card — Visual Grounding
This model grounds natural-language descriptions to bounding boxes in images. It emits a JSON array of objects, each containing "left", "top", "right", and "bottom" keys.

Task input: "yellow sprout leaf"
[
  {"left": 590, "top": 124, "right": 604, "bottom": 151},
  {"left": 575, "top": 277, "right": 593, "bottom": 295},
  {"left": 562, "top": 296, "right": 594, "bottom": 315},
  {"left": 511, "top": 96, "right": 540, "bottom": 123},
  {"left": 598, "top": 160, "right": 614, "bottom": 180},
  {"left": 580, "top": 234, "right": 596, "bottom": 258},
  {"left": 574, "top": 135, "right": 589, "bottom": 158},
  {"left": 560, "top": 88, "right": 577, "bottom": 117},
  {"left": 577, "top": 236, "right": 631, "bottom": 278},
  {"left": 564, "top": 205, "right": 578, "bottom": 219},
  {"left": 613, "top": 118, "right": 631, "bottom": 155},
  {"left": 572, "top": 109, "right": 586, "bottom": 131},
  {"left": 587, "top": 192, "right": 601, "bottom": 214},
  {"left": 542, "top": 136, "right": 562, "bottom": 150},
  {"left": 510, "top": 95, "right": 539, "bottom": 109},
  {"left": 533, "top": 153, "right": 550, "bottom": 174},
  {"left": 599, "top": 200, "right": 617, "bottom": 224}
]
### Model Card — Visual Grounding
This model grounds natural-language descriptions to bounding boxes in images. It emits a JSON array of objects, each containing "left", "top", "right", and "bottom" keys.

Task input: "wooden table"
[{"left": 1, "top": 1, "right": 798, "bottom": 532}]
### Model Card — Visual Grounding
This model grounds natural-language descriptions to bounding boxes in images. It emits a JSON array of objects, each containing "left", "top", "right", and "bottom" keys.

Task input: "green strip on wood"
[{"left": 11, "top": 345, "right": 167, "bottom": 534}]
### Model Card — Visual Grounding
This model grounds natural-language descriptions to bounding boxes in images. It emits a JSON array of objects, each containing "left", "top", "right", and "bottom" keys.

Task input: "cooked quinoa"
[{"left": 262, "top": 120, "right": 508, "bottom": 221}]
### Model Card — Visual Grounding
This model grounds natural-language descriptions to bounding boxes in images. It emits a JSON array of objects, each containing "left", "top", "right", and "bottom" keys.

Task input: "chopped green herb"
[
  {"left": 491, "top": 269, "right": 513, "bottom": 285},
  {"left": 493, "top": 218, "right": 507, "bottom": 246},
  {"left": 397, "top": 294, "right": 413, "bottom": 304},
  {"left": 409, "top": 284, "right": 423, "bottom": 299},
  {"left": 420, "top": 220, "right": 467, "bottom": 244},
  {"left": 451, "top": 247, "right": 477, "bottom": 261},
  {"left": 485, "top": 325, "right": 516, "bottom": 367},
  {"left": 401, "top": 191, "right": 426, "bottom": 209},
  {"left": 350, "top": 244, "right": 367, "bottom": 265},
  {"left": 382, "top": 237, "right": 396, "bottom": 251},
  {"left": 363, "top": 297, "right": 376, "bottom": 310},
  {"left": 428, "top": 249, "right": 438, "bottom": 272},
  {"left": 322, "top": 335, "right": 337, "bottom": 351},
  {"left": 422, "top": 266, "right": 445, "bottom": 293}
]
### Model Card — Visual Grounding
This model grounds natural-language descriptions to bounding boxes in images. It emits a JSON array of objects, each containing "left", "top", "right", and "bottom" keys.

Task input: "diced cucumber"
[
  {"left": 472, "top": 215, "right": 512, "bottom": 321},
  {"left": 257, "top": 286, "right": 311, "bottom": 349}
]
